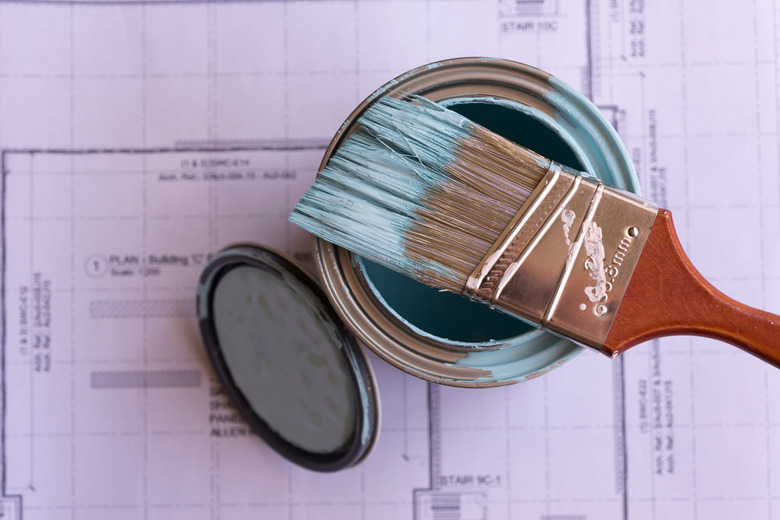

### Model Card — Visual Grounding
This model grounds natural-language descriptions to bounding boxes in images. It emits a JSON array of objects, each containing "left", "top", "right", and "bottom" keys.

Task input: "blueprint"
[{"left": 1, "top": 0, "right": 779, "bottom": 519}]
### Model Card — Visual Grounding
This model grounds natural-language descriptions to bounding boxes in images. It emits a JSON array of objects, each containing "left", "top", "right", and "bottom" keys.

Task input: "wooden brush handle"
[{"left": 603, "top": 209, "right": 780, "bottom": 367}]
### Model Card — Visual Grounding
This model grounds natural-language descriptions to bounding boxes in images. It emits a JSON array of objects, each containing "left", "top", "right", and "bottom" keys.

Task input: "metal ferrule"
[{"left": 464, "top": 164, "right": 659, "bottom": 351}]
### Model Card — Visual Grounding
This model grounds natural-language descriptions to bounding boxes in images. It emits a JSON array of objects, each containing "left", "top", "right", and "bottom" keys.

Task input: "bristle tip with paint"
[{"left": 289, "top": 95, "right": 551, "bottom": 292}]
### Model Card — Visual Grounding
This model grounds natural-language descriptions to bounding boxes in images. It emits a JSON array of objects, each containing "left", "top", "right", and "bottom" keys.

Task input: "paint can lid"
[{"left": 197, "top": 243, "right": 379, "bottom": 472}]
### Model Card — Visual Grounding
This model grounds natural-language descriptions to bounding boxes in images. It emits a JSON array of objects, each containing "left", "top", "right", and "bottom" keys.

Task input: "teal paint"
[
  {"left": 357, "top": 98, "right": 585, "bottom": 344},
  {"left": 455, "top": 329, "right": 575, "bottom": 380},
  {"left": 442, "top": 96, "right": 598, "bottom": 180},
  {"left": 359, "top": 257, "right": 530, "bottom": 343},
  {"left": 448, "top": 100, "right": 583, "bottom": 170},
  {"left": 545, "top": 76, "right": 639, "bottom": 193}
]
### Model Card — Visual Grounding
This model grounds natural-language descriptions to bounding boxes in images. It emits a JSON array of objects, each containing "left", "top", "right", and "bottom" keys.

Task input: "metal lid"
[{"left": 197, "top": 243, "right": 379, "bottom": 472}]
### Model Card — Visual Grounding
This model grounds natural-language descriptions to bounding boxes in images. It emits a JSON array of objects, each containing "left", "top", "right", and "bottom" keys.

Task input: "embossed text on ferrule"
[
  {"left": 581, "top": 224, "right": 638, "bottom": 314},
  {"left": 540, "top": 181, "right": 658, "bottom": 350}
]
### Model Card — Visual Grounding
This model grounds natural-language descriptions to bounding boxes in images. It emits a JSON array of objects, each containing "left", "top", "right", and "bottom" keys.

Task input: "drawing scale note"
[{"left": 1, "top": 1, "right": 779, "bottom": 519}]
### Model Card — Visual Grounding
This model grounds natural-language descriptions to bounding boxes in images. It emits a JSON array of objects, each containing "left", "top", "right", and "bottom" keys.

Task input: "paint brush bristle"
[{"left": 289, "top": 95, "right": 551, "bottom": 293}]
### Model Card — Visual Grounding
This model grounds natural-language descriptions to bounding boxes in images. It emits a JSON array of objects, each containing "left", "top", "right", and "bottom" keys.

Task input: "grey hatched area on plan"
[
  {"left": 90, "top": 369, "right": 202, "bottom": 389},
  {"left": 90, "top": 299, "right": 195, "bottom": 319}
]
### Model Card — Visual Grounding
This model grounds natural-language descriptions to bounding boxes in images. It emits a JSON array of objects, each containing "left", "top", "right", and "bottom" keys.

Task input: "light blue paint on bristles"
[{"left": 290, "top": 96, "right": 482, "bottom": 287}]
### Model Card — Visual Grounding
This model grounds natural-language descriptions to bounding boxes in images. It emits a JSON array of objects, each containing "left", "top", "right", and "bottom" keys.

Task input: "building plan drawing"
[{"left": 0, "top": 0, "right": 779, "bottom": 518}]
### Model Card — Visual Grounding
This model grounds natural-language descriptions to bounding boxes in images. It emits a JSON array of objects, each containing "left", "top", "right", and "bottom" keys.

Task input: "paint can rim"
[{"left": 314, "top": 57, "right": 639, "bottom": 387}]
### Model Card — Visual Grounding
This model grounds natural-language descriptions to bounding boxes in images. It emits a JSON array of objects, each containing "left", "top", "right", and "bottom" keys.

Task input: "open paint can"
[
  {"left": 197, "top": 58, "right": 640, "bottom": 470},
  {"left": 315, "top": 58, "right": 640, "bottom": 387}
]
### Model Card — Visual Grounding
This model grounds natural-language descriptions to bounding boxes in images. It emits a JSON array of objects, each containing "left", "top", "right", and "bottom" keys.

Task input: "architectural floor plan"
[{"left": 1, "top": 0, "right": 779, "bottom": 518}]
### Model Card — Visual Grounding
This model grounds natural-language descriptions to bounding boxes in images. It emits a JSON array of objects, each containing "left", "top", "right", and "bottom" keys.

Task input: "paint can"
[{"left": 314, "top": 58, "right": 640, "bottom": 387}]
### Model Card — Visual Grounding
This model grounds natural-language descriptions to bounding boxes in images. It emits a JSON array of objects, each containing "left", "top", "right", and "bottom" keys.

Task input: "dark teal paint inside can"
[{"left": 358, "top": 100, "right": 585, "bottom": 343}]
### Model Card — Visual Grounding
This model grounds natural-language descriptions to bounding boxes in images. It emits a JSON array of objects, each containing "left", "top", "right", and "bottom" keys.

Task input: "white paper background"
[{"left": 1, "top": 1, "right": 779, "bottom": 519}]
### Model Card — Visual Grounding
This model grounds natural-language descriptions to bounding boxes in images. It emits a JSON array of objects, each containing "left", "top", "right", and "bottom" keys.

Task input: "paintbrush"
[{"left": 290, "top": 95, "right": 780, "bottom": 367}]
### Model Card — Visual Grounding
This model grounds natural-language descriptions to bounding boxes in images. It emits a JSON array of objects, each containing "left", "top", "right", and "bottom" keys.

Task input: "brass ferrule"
[{"left": 464, "top": 165, "right": 659, "bottom": 351}]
